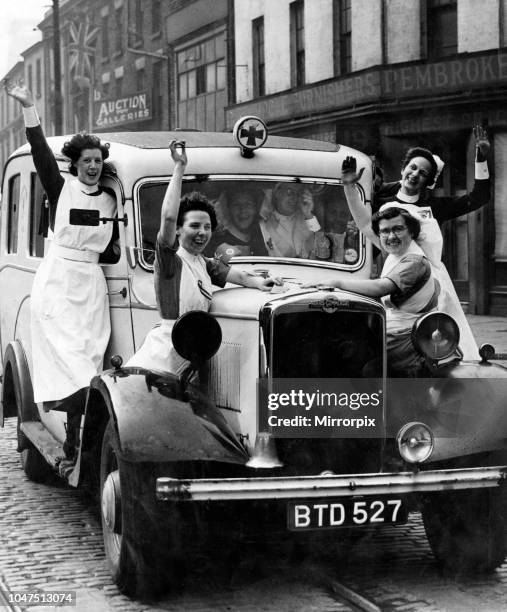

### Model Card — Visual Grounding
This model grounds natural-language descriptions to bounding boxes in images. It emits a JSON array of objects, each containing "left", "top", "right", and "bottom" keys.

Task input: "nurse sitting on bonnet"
[
  {"left": 304, "top": 206, "right": 440, "bottom": 376},
  {"left": 127, "top": 140, "right": 281, "bottom": 374},
  {"left": 4, "top": 79, "right": 118, "bottom": 465}
]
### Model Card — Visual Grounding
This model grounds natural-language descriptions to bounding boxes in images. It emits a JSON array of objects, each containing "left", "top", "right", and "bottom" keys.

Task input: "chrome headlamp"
[
  {"left": 411, "top": 312, "right": 460, "bottom": 362},
  {"left": 397, "top": 421, "right": 434, "bottom": 464}
]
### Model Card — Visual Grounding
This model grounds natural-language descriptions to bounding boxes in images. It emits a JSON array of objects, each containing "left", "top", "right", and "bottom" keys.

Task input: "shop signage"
[
  {"left": 226, "top": 50, "right": 507, "bottom": 128},
  {"left": 94, "top": 92, "right": 151, "bottom": 128}
]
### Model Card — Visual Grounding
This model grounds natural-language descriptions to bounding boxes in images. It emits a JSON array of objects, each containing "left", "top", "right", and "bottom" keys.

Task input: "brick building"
[{"left": 227, "top": 0, "right": 507, "bottom": 315}]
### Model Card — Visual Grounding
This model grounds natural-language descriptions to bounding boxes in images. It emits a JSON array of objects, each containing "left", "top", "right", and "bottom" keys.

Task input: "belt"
[{"left": 51, "top": 243, "right": 100, "bottom": 263}]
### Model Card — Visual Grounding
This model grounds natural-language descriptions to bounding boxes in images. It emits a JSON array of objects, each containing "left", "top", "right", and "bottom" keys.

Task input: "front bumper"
[{"left": 156, "top": 466, "right": 507, "bottom": 502}]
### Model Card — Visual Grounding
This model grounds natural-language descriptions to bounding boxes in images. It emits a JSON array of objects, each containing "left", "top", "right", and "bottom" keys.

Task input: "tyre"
[
  {"left": 422, "top": 486, "right": 507, "bottom": 575},
  {"left": 100, "top": 420, "right": 187, "bottom": 599}
]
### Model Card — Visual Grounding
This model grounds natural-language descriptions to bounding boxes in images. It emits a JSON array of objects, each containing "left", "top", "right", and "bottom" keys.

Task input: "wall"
[
  {"left": 351, "top": 0, "right": 382, "bottom": 70},
  {"left": 305, "top": 0, "right": 333, "bottom": 84},
  {"left": 385, "top": 0, "right": 421, "bottom": 63},
  {"left": 459, "top": 0, "right": 499, "bottom": 52}
]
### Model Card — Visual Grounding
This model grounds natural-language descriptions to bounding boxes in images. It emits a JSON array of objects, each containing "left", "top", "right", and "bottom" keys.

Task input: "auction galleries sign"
[{"left": 94, "top": 92, "right": 151, "bottom": 129}]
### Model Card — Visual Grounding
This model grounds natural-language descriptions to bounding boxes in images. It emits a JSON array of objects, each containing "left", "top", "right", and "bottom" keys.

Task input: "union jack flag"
[{"left": 68, "top": 19, "right": 100, "bottom": 81}]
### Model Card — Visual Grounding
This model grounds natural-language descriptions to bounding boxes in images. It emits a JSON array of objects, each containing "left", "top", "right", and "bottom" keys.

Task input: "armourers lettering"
[{"left": 227, "top": 51, "right": 507, "bottom": 129}]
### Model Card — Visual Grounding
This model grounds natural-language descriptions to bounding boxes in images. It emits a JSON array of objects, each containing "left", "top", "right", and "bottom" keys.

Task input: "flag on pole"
[{"left": 68, "top": 18, "right": 100, "bottom": 88}]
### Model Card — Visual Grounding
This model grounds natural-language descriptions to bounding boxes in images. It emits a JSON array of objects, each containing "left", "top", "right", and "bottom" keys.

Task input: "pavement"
[{"left": 466, "top": 314, "right": 507, "bottom": 358}]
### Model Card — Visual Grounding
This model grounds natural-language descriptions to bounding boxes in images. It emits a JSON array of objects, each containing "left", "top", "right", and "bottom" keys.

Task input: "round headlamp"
[
  {"left": 397, "top": 421, "right": 434, "bottom": 464},
  {"left": 411, "top": 312, "right": 459, "bottom": 361}
]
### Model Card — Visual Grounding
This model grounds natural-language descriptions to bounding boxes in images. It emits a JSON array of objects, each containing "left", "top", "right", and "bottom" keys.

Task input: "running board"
[{"left": 20, "top": 421, "right": 64, "bottom": 468}]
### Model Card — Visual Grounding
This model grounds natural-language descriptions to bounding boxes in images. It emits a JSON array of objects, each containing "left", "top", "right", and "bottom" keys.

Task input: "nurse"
[
  {"left": 5, "top": 80, "right": 117, "bottom": 463},
  {"left": 127, "top": 140, "right": 281, "bottom": 374},
  {"left": 342, "top": 128, "right": 490, "bottom": 361}
]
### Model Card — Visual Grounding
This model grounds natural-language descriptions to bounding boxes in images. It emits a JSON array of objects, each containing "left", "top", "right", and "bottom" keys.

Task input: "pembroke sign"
[
  {"left": 94, "top": 93, "right": 151, "bottom": 128},
  {"left": 226, "top": 50, "right": 507, "bottom": 127}
]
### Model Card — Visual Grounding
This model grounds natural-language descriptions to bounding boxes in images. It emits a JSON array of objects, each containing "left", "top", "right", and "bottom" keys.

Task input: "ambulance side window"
[
  {"left": 7, "top": 174, "right": 20, "bottom": 254},
  {"left": 29, "top": 172, "right": 45, "bottom": 257}
]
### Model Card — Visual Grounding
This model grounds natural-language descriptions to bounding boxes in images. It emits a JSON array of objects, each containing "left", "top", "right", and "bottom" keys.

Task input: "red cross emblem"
[{"left": 233, "top": 116, "right": 268, "bottom": 156}]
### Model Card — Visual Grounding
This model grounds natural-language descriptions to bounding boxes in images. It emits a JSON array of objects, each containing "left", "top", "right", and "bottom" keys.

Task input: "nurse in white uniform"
[
  {"left": 127, "top": 140, "right": 282, "bottom": 374},
  {"left": 5, "top": 80, "right": 117, "bottom": 461}
]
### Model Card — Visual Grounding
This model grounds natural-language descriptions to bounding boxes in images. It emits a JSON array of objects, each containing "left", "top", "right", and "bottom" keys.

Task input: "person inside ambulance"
[
  {"left": 4, "top": 79, "right": 118, "bottom": 472},
  {"left": 259, "top": 183, "right": 321, "bottom": 259},
  {"left": 205, "top": 185, "right": 268, "bottom": 261}
]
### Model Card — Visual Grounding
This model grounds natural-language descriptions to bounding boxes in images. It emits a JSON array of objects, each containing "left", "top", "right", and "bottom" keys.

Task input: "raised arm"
[
  {"left": 432, "top": 125, "right": 491, "bottom": 224},
  {"left": 4, "top": 79, "right": 64, "bottom": 208},
  {"left": 341, "top": 156, "right": 380, "bottom": 249},
  {"left": 159, "top": 140, "right": 187, "bottom": 246}
]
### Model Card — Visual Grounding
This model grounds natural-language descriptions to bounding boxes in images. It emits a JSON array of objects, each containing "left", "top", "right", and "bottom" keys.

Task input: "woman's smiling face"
[
  {"left": 177, "top": 210, "right": 213, "bottom": 255},
  {"left": 400, "top": 156, "right": 433, "bottom": 196},
  {"left": 74, "top": 148, "right": 103, "bottom": 186}
]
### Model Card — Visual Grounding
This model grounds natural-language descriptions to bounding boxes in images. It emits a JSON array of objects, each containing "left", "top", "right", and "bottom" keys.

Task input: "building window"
[
  {"left": 35, "top": 59, "right": 42, "bottom": 97},
  {"left": 115, "top": 6, "right": 124, "bottom": 54},
  {"left": 152, "top": 0, "right": 161, "bottom": 34},
  {"left": 129, "top": 0, "right": 144, "bottom": 47},
  {"left": 102, "top": 81, "right": 110, "bottom": 97},
  {"left": 333, "top": 0, "right": 352, "bottom": 75},
  {"left": 102, "top": 14, "right": 109, "bottom": 57},
  {"left": 136, "top": 68, "right": 145, "bottom": 91},
  {"left": 290, "top": 0, "right": 305, "bottom": 87},
  {"left": 27, "top": 65, "right": 33, "bottom": 93},
  {"left": 7, "top": 174, "right": 20, "bottom": 254},
  {"left": 177, "top": 33, "right": 226, "bottom": 102},
  {"left": 426, "top": 0, "right": 457, "bottom": 59},
  {"left": 152, "top": 61, "right": 162, "bottom": 127},
  {"left": 252, "top": 17, "right": 265, "bottom": 97},
  {"left": 115, "top": 76, "right": 123, "bottom": 97}
]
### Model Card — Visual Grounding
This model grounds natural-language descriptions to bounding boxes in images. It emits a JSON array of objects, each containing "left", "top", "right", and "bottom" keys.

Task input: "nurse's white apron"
[
  {"left": 31, "top": 178, "right": 115, "bottom": 403},
  {"left": 379, "top": 203, "right": 479, "bottom": 360},
  {"left": 126, "top": 246, "right": 214, "bottom": 374}
]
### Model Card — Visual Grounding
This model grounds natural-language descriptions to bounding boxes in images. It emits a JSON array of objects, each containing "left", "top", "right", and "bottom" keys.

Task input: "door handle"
[{"left": 107, "top": 287, "right": 127, "bottom": 298}]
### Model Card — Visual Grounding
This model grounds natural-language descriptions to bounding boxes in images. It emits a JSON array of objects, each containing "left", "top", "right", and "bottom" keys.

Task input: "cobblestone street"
[{"left": 2, "top": 416, "right": 507, "bottom": 611}]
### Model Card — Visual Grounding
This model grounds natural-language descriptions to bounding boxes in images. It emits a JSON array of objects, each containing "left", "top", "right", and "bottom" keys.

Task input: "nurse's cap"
[{"left": 427, "top": 155, "right": 445, "bottom": 190}]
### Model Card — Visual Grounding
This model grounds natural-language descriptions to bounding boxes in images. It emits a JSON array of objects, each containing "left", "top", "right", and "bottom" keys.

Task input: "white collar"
[
  {"left": 177, "top": 245, "right": 203, "bottom": 264},
  {"left": 396, "top": 189, "right": 420, "bottom": 204}
]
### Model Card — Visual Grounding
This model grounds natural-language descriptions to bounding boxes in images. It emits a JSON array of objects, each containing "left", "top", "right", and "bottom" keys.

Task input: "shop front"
[{"left": 226, "top": 48, "right": 507, "bottom": 314}]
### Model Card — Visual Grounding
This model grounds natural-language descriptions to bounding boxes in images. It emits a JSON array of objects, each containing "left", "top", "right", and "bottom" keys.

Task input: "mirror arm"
[{"left": 100, "top": 214, "right": 128, "bottom": 226}]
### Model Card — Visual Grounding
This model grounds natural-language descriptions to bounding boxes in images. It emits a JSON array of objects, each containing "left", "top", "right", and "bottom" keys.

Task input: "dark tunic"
[
  {"left": 373, "top": 178, "right": 490, "bottom": 225},
  {"left": 205, "top": 224, "right": 268, "bottom": 258}
]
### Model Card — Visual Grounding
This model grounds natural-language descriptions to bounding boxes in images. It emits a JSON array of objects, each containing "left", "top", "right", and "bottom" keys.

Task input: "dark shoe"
[{"left": 57, "top": 458, "right": 76, "bottom": 479}]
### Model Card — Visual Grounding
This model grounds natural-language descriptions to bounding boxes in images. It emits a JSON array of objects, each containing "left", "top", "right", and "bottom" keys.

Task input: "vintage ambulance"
[{"left": 1, "top": 117, "right": 507, "bottom": 598}]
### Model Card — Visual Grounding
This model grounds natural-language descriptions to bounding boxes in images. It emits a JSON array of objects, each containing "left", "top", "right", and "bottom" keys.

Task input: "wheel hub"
[{"left": 102, "top": 470, "right": 121, "bottom": 533}]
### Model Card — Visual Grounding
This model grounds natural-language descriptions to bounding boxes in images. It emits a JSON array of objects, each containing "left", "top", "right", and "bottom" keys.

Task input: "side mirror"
[
  {"left": 172, "top": 310, "right": 222, "bottom": 366},
  {"left": 69, "top": 208, "right": 101, "bottom": 226},
  {"left": 69, "top": 208, "right": 128, "bottom": 227}
]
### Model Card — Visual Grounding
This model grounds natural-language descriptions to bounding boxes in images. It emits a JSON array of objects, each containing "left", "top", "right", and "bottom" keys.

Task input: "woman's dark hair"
[
  {"left": 401, "top": 147, "right": 438, "bottom": 186},
  {"left": 62, "top": 132, "right": 110, "bottom": 176},
  {"left": 371, "top": 206, "right": 421, "bottom": 240},
  {"left": 177, "top": 191, "right": 217, "bottom": 230}
]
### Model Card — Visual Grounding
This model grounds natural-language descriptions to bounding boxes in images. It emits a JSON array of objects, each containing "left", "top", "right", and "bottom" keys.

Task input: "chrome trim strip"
[{"left": 156, "top": 466, "right": 506, "bottom": 501}]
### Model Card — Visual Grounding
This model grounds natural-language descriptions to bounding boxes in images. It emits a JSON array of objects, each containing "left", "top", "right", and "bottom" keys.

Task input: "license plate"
[{"left": 287, "top": 498, "right": 407, "bottom": 530}]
